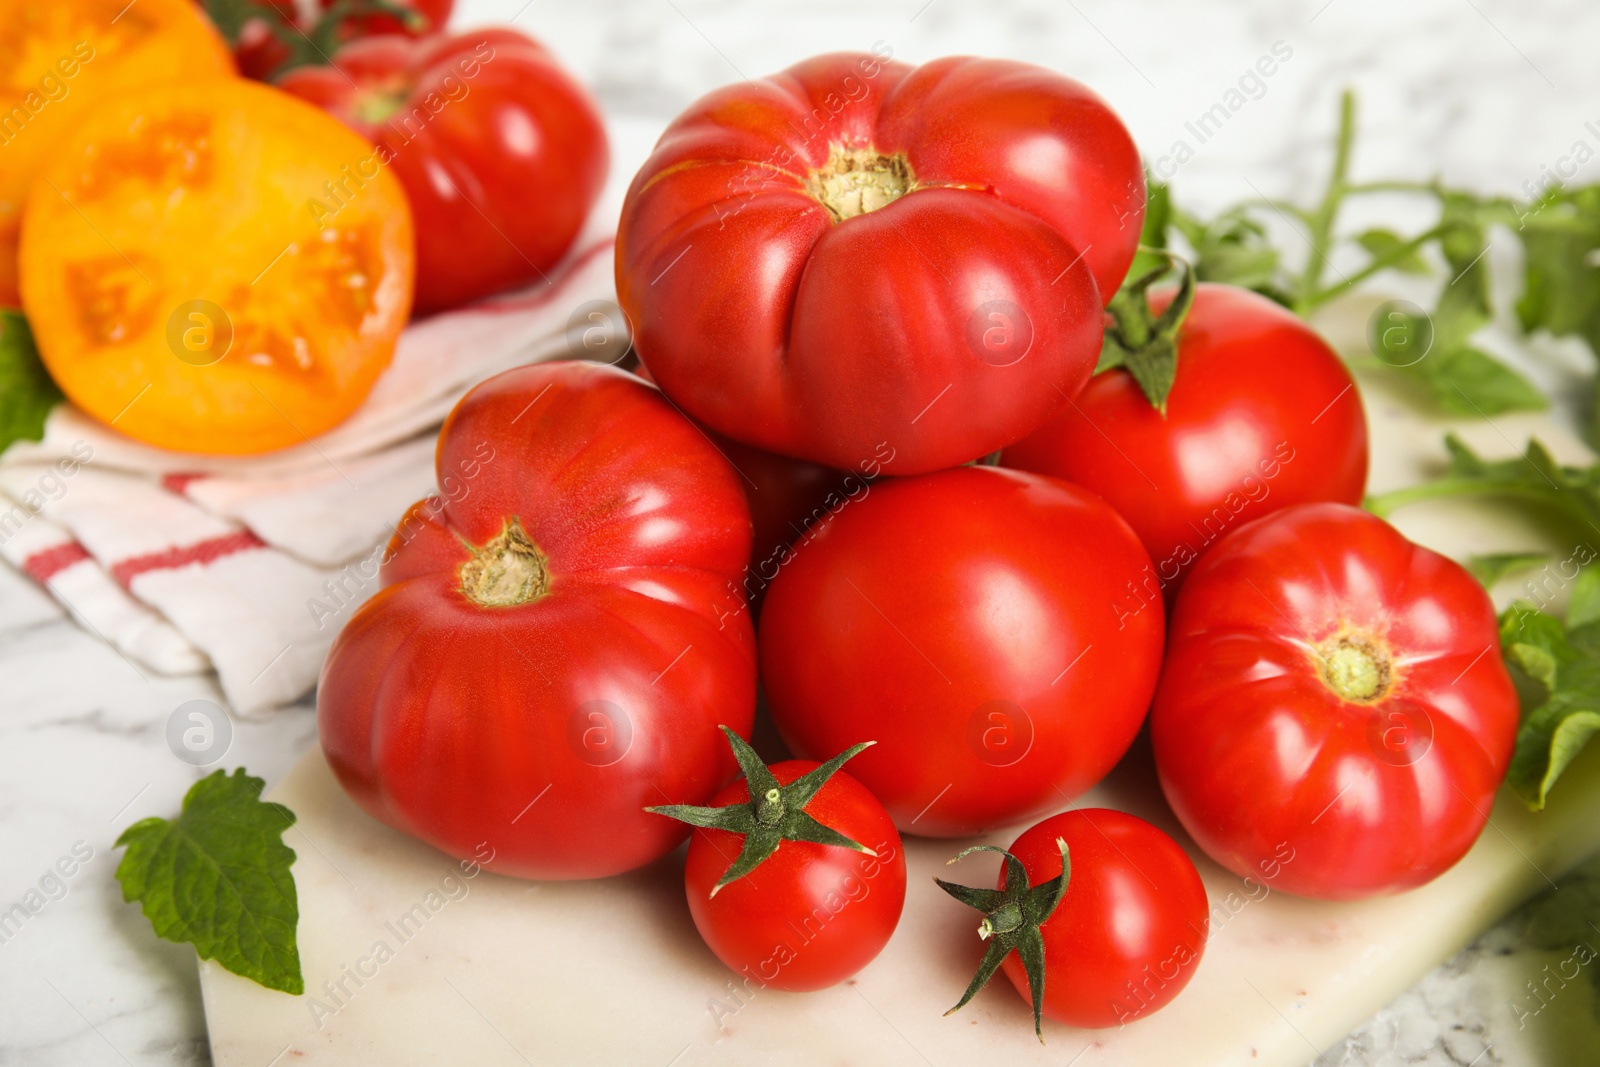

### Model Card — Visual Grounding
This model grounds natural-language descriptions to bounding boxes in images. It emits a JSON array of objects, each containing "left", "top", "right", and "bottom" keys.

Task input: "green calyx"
[
  {"left": 936, "top": 839, "right": 1072, "bottom": 1043},
  {"left": 645, "top": 727, "right": 877, "bottom": 897},
  {"left": 1096, "top": 248, "right": 1197, "bottom": 414}
]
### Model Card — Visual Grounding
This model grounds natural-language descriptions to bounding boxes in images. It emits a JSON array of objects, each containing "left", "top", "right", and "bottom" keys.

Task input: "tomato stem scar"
[{"left": 458, "top": 517, "right": 549, "bottom": 607}]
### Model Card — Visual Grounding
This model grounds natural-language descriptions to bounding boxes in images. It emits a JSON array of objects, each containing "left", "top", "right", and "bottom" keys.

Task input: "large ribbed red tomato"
[
  {"left": 760, "top": 466, "right": 1164, "bottom": 837},
  {"left": 617, "top": 51, "right": 1143, "bottom": 475},
  {"left": 1151, "top": 504, "right": 1518, "bottom": 899},
  {"left": 1004, "top": 284, "right": 1369, "bottom": 601},
  {"left": 280, "top": 28, "right": 607, "bottom": 314},
  {"left": 318, "top": 362, "right": 757, "bottom": 880}
]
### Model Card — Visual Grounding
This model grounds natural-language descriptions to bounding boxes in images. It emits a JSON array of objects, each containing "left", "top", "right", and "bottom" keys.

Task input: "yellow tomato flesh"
[{"left": 20, "top": 79, "right": 415, "bottom": 454}]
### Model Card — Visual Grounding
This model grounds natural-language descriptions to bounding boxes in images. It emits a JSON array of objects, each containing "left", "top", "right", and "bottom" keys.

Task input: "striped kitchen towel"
[{"left": 0, "top": 237, "right": 624, "bottom": 715}]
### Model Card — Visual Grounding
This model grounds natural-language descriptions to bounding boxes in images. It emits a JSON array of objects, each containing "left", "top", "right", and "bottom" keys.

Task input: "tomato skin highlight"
[
  {"left": 279, "top": 28, "right": 608, "bottom": 314},
  {"left": 1004, "top": 284, "right": 1369, "bottom": 598},
  {"left": 1150, "top": 503, "right": 1519, "bottom": 900},
  {"left": 318, "top": 362, "right": 757, "bottom": 880},
  {"left": 993, "top": 810, "right": 1208, "bottom": 1029},
  {"left": 683, "top": 761, "right": 907, "bottom": 991},
  {"left": 760, "top": 466, "right": 1164, "bottom": 837},
  {"left": 617, "top": 52, "right": 1143, "bottom": 475}
]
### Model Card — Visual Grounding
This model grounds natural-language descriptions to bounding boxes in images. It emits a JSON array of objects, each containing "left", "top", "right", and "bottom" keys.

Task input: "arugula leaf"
[
  {"left": 1365, "top": 434, "right": 1600, "bottom": 536},
  {"left": 1469, "top": 551, "right": 1552, "bottom": 586},
  {"left": 1378, "top": 194, "right": 1545, "bottom": 417},
  {"left": 1500, "top": 605, "right": 1600, "bottom": 810},
  {"left": 1515, "top": 184, "right": 1600, "bottom": 359},
  {"left": 1357, "top": 228, "right": 1430, "bottom": 275},
  {"left": 1424, "top": 346, "right": 1548, "bottom": 416},
  {"left": 1514, "top": 183, "right": 1600, "bottom": 447},
  {"left": 1170, "top": 205, "right": 1289, "bottom": 301},
  {"left": 1133, "top": 94, "right": 1546, "bottom": 422},
  {"left": 0, "top": 310, "right": 62, "bottom": 455},
  {"left": 116, "top": 769, "right": 302, "bottom": 994},
  {"left": 1569, "top": 563, "right": 1600, "bottom": 627}
]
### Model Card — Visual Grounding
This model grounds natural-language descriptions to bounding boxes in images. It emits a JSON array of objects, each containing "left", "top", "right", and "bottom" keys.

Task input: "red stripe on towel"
[
  {"left": 22, "top": 541, "right": 92, "bottom": 583},
  {"left": 111, "top": 530, "right": 267, "bottom": 588}
]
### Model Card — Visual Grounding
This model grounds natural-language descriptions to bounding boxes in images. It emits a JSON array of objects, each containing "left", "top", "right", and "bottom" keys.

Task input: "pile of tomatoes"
[
  {"left": 7, "top": 2, "right": 1522, "bottom": 1034},
  {"left": 312, "top": 49, "right": 1522, "bottom": 1036}
]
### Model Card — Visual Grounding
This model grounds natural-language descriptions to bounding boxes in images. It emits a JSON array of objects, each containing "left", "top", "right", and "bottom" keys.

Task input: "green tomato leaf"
[
  {"left": 0, "top": 310, "right": 63, "bottom": 455},
  {"left": 1357, "top": 228, "right": 1429, "bottom": 274},
  {"left": 115, "top": 768, "right": 302, "bottom": 994},
  {"left": 1500, "top": 605, "right": 1600, "bottom": 810}
]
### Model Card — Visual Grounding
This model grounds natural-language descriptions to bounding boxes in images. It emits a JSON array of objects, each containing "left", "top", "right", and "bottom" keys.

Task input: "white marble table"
[{"left": 3, "top": 0, "right": 1598, "bottom": 1064}]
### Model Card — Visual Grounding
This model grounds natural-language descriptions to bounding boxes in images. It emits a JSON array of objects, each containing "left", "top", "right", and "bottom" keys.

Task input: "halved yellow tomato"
[
  {"left": 0, "top": 0, "right": 235, "bottom": 308},
  {"left": 20, "top": 79, "right": 415, "bottom": 454}
]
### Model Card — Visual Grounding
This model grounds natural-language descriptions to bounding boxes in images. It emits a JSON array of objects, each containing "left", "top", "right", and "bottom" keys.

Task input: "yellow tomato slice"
[
  {"left": 20, "top": 79, "right": 415, "bottom": 454},
  {"left": 0, "top": 0, "right": 235, "bottom": 307}
]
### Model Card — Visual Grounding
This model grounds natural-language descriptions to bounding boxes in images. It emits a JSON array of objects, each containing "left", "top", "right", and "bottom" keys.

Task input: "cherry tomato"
[
  {"left": 230, "top": 15, "right": 295, "bottom": 82},
  {"left": 673, "top": 748, "right": 907, "bottom": 991},
  {"left": 318, "top": 362, "right": 758, "bottom": 880},
  {"left": 617, "top": 52, "right": 1144, "bottom": 475},
  {"left": 760, "top": 466, "right": 1164, "bottom": 837},
  {"left": 958, "top": 809, "right": 1208, "bottom": 1030},
  {"left": 0, "top": 0, "right": 234, "bottom": 308},
  {"left": 1150, "top": 503, "right": 1519, "bottom": 899},
  {"left": 1004, "top": 283, "right": 1369, "bottom": 599},
  {"left": 279, "top": 29, "right": 608, "bottom": 315},
  {"left": 20, "top": 79, "right": 413, "bottom": 454}
]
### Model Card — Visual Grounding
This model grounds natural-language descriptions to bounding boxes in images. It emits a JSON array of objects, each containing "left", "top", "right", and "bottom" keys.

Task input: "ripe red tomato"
[
  {"left": 230, "top": 16, "right": 294, "bottom": 81},
  {"left": 678, "top": 756, "right": 906, "bottom": 991},
  {"left": 941, "top": 809, "right": 1208, "bottom": 1031},
  {"left": 617, "top": 51, "right": 1144, "bottom": 475},
  {"left": 759, "top": 466, "right": 1164, "bottom": 837},
  {"left": 318, "top": 362, "right": 757, "bottom": 880},
  {"left": 1004, "top": 284, "right": 1369, "bottom": 600},
  {"left": 1150, "top": 503, "right": 1518, "bottom": 900},
  {"left": 317, "top": 0, "right": 453, "bottom": 39},
  {"left": 279, "top": 29, "right": 608, "bottom": 314}
]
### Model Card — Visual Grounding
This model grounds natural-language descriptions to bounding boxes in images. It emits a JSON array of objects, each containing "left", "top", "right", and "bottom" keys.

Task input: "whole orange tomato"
[
  {"left": 0, "top": 0, "right": 234, "bottom": 308},
  {"left": 20, "top": 79, "right": 414, "bottom": 454}
]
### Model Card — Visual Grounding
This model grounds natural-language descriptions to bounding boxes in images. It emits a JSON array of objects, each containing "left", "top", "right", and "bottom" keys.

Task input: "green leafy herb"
[
  {"left": 1469, "top": 551, "right": 1553, "bottom": 587},
  {"left": 0, "top": 310, "right": 62, "bottom": 455},
  {"left": 1500, "top": 600, "right": 1600, "bottom": 810},
  {"left": 936, "top": 840, "right": 1072, "bottom": 1042},
  {"left": 115, "top": 769, "right": 303, "bottom": 994},
  {"left": 1365, "top": 434, "right": 1600, "bottom": 535},
  {"left": 1356, "top": 228, "right": 1430, "bottom": 275},
  {"left": 645, "top": 727, "right": 876, "bottom": 895},
  {"left": 1513, "top": 183, "right": 1600, "bottom": 447},
  {"left": 1368, "top": 435, "right": 1600, "bottom": 810},
  {"left": 1138, "top": 90, "right": 1547, "bottom": 421}
]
